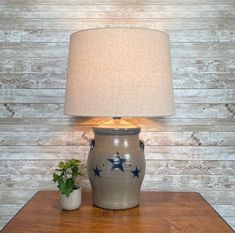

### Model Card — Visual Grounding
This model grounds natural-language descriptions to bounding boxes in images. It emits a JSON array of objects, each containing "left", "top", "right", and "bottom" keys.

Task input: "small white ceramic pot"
[{"left": 60, "top": 187, "right": 81, "bottom": 210}]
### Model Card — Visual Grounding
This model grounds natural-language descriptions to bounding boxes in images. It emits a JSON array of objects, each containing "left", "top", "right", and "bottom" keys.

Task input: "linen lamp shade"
[{"left": 64, "top": 28, "right": 174, "bottom": 117}]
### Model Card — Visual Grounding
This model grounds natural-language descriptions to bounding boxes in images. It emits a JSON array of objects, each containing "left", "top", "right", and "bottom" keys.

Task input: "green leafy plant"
[{"left": 53, "top": 159, "right": 83, "bottom": 197}]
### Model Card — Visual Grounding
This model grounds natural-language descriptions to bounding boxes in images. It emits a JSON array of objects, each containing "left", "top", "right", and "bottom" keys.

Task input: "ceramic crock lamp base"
[{"left": 87, "top": 119, "right": 145, "bottom": 209}]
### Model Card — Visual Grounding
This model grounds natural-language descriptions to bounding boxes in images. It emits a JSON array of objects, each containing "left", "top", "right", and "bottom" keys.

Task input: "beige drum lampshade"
[{"left": 64, "top": 28, "right": 174, "bottom": 117}]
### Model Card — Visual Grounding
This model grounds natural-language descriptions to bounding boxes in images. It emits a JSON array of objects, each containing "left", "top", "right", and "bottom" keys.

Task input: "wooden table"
[{"left": 1, "top": 191, "right": 234, "bottom": 233}]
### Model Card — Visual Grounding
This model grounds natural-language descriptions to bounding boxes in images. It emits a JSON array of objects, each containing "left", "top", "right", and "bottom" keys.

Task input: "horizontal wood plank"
[
  {"left": 0, "top": 18, "right": 234, "bottom": 30},
  {"left": 0, "top": 204, "right": 24, "bottom": 216},
  {"left": 0, "top": 175, "right": 90, "bottom": 190},
  {"left": 173, "top": 73, "right": 235, "bottom": 89},
  {"left": 0, "top": 4, "right": 233, "bottom": 13},
  {"left": 0, "top": 190, "right": 37, "bottom": 204},
  {"left": 0, "top": 8, "right": 234, "bottom": 19},
  {"left": 145, "top": 160, "right": 235, "bottom": 175},
  {"left": 0, "top": 119, "right": 234, "bottom": 131},
  {"left": 0, "top": 131, "right": 234, "bottom": 146},
  {"left": 143, "top": 174, "right": 235, "bottom": 190},
  {"left": 0, "top": 117, "right": 234, "bottom": 126},
  {"left": 0, "top": 73, "right": 66, "bottom": 89},
  {"left": 141, "top": 131, "right": 235, "bottom": 146},
  {"left": 0, "top": 103, "right": 235, "bottom": 119},
  {"left": 0, "top": 0, "right": 234, "bottom": 4},
  {"left": 0, "top": 42, "right": 234, "bottom": 58},
  {"left": 0, "top": 57, "right": 233, "bottom": 74},
  {"left": 213, "top": 205, "right": 235, "bottom": 216},
  {"left": 1, "top": 174, "right": 234, "bottom": 191},
  {"left": 1, "top": 145, "right": 234, "bottom": 161},
  {"left": 145, "top": 146, "right": 235, "bottom": 160},
  {"left": 0, "top": 89, "right": 234, "bottom": 104},
  {"left": 1, "top": 73, "right": 235, "bottom": 89},
  {"left": 200, "top": 191, "right": 235, "bottom": 205},
  {"left": 1, "top": 160, "right": 234, "bottom": 176},
  {"left": 0, "top": 146, "right": 89, "bottom": 160},
  {"left": 1, "top": 29, "right": 234, "bottom": 43}
]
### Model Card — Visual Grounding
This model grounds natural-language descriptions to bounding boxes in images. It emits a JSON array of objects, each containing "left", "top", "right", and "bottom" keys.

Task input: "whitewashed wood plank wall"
[{"left": 0, "top": 0, "right": 234, "bottom": 230}]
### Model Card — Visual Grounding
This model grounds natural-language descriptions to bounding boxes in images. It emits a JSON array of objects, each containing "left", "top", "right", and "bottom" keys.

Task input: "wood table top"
[{"left": 1, "top": 191, "right": 234, "bottom": 233}]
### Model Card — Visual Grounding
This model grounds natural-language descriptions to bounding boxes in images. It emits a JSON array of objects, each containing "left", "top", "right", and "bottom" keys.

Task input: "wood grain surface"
[{"left": 1, "top": 191, "right": 234, "bottom": 233}]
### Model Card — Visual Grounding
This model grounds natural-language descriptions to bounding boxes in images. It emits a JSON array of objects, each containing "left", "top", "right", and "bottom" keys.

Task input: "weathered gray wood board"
[
  {"left": 1, "top": 29, "right": 234, "bottom": 43},
  {"left": 0, "top": 0, "right": 234, "bottom": 230},
  {"left": 1, "top": 73, "right": 235, "bottom": 89},
  {"left": 1, "top": 42, "right": 234, "bottom": 58},
  {"left": 0, "top": 0, "right": 235, "bottom": 3}
]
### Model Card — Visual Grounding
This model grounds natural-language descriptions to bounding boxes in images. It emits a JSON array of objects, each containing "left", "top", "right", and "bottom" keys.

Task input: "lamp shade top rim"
[{"left": 70, "top": 27, "right": 170, "bottom": 38}]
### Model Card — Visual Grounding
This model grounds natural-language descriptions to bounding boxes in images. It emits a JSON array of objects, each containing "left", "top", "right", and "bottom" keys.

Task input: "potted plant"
[{"left": 53, "top": 159, "right": 83, "bottom": 210}]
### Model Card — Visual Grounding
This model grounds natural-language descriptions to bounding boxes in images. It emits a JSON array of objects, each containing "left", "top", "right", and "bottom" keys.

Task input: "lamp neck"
[
  {"left": 112, "top": 116, "right": 122, "bottom": 120},
  {"left": 95, "top": 118, "right": 139, "bottom": 130}
]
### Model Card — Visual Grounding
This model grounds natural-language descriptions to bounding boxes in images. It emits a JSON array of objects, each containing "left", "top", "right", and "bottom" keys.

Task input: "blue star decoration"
[
  {"left": 107, "top": 152, "right": 126, "bottom": 172},
  {"left": 131, "top": 166, "right": 141, "bottom": 178},
  {"left": 93, "top": 166, "right": 102, "bottom": 177}
]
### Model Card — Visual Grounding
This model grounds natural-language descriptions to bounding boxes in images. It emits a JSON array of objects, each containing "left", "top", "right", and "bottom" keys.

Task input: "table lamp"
[{"left": 64, "top": 28, "right": 174, "bottom": 209}]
